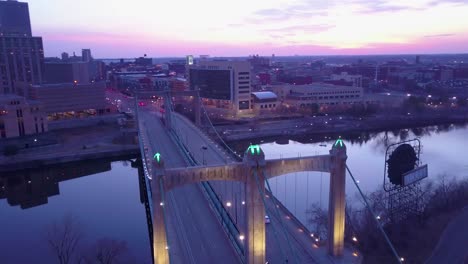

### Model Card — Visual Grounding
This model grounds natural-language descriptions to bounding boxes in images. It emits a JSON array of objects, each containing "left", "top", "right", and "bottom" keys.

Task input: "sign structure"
[
  {"left": 403, "top": 164, "right": 428, "bottom": 186},
  {"left": 383, "top": 138, "right": 428, "bottom": 222}
]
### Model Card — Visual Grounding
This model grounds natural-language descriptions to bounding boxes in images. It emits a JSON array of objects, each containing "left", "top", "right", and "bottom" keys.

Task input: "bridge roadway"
[
  {"left": 171, "top": 113, "right": 345, "bottom": 264},
  {"left": 139, "top": 109, "right": 240, "bottom": 264}
]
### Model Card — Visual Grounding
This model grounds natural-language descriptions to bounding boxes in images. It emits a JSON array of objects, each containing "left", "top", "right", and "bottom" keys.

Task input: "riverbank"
[
  {"left": 220, "top": 113, "right": 468, "bottom": 142},
  {"left": 0, "top": 123, "right": 140, "bottom": 172}
]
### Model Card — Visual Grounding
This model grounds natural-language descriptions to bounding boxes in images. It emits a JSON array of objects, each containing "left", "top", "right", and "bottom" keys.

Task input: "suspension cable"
[
  {"left": 263, "top": 169, "right": 300, "bottom": 264},
  {"left": 196, "top": 91, "right": 242, "bottom": 161},
  {"left": 346, "top": 165, "right": 402, "bottom": 264}
]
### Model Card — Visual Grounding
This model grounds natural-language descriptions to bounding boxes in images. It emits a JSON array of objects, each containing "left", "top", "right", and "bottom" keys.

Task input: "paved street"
[{"left": 139, "top": 110, "right": 240, "bottom": 264}]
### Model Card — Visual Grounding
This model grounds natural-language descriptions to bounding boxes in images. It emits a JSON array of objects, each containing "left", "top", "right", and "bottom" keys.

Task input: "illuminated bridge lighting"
[
  {"left": 334, "top": 139, "right": 344, "bottom": 148},
  {"left": 248, "top": 144, "right": 261, "bottom": 155},
  {"left": 154, "top": 152, "right": 161, "bottom": 163}
]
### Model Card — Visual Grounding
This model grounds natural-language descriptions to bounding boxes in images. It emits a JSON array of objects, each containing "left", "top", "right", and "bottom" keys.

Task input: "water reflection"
[
  {"left": 0, "top": 156, "right": 138, "bottom": 209},
  {"left": 0, "top": 156, "right": 152, "bottom": 264},
  {"left": 231, "top": 123, "right": 468, "bottom": 155},
  {"left": 229, "top": 124, "right": 468, "bottom": 233}
]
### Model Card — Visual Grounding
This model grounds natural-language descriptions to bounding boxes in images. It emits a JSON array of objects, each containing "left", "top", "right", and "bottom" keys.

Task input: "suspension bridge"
[{"left": 134, "top": 89, "right": 370, "bottom": 264}]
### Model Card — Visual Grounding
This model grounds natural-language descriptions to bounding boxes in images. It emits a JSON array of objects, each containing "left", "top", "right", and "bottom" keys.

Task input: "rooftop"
[{"left": 252, "top": 91, "right": 278, "bottom": 101}]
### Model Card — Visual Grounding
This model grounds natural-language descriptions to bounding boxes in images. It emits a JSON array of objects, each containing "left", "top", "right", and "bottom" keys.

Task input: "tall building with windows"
[
  {"left": 82, "top": 49, "right": 92, "bottom": 62},
  {"left": 0, "top": 0, "right": 44, "bottom": 95},
  {"left": 0, "top": 0, "right": 32, "bottom": 37},
  {"left": 189, "top": 60, "right": 252, "bottom": 114}
]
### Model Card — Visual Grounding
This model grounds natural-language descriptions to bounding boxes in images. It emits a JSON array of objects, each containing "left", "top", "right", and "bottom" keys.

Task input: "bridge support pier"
[
  {"left": 327, "top": 145, "right": 347, "bottom": 257},
  {"left": 151, "top": 176, "right": 170, "bottom": 264},
  {"left": 245, "top": 168, "right": 266, "bottom": 264}
]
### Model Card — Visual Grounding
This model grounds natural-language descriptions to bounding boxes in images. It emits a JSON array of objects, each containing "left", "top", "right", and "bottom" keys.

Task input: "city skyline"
[{"left": 14, "top": 0, "right": 468, "bottom": 57}]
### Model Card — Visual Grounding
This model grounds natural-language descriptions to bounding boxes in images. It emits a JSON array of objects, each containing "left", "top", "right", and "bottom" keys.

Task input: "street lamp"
[{"left": 201, "top": 145, "right": 208, "bottom": 165}]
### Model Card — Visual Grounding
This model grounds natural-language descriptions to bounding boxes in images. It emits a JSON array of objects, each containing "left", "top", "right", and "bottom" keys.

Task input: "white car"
[{"left": 265, "top": 215, "right": 271, "bottom": 224}]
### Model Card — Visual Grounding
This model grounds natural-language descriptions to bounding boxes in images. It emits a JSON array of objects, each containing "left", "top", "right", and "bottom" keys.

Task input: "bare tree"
[
  {"left": 46, "top": 214, "right": 84, "bottom": 264},
  {"left": 93, "top": 238, "right": 128, "bottom": 264},
  {"left": 306, "top": 202, "right": 328, "bottom": 239}
]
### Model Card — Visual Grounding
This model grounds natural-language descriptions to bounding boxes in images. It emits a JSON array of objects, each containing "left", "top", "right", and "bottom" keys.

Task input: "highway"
[{"left": 139, "top": 109, "right": 239, "bottom": 264}]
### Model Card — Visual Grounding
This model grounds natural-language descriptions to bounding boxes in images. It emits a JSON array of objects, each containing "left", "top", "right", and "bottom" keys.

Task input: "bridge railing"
[
  {"left": 200, "top": 181, "right": 245, "bottom": 260},
  {"left": 137, "top": 122, "right": 155, "bottom": 261}
]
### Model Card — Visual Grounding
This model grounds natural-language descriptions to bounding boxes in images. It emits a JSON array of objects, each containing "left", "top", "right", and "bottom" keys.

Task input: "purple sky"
[{"left": 28, "top": 0, "right": 468, "bottom": 58}]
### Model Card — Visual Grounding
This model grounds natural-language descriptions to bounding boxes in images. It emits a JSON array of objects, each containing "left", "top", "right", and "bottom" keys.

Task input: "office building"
[
  {"left": 0, "top": 94, "right": 47, "bottom": 138},
  {"left": 0, "top": 0, "right": 32, "bottom": 37},
  {"left": 0, "top": 1, "right": 44, "bottom": 94},
  {"left": 82, "top": 49, "right": 92, "bottom": 62},
  {"left": 0, "top": 36, "right": 45, "bottom": 94},
  {"left": 189, "top": 60, "right": 252, "bottom": 114},
  {"left": 18, "top": 81, "right": 107, "bottom": 118},
  {"left": 44, "top": 61, "right": 90, "bottom": 84}
]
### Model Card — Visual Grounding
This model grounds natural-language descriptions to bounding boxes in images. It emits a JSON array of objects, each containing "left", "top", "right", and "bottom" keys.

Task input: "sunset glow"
[{"left": 29, "top": 0, "right": 468, "bottom": 57}]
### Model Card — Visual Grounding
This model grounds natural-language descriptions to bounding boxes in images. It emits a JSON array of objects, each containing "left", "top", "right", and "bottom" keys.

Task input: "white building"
[
  {"left": 251, "top": 91, "right": 278, "bottom": 112},
  {"left": 189, "top": 60, "right": 252, "bottom": 115},
  {"left": 265, "top": 83, "right": 363, "bottom": 109}
]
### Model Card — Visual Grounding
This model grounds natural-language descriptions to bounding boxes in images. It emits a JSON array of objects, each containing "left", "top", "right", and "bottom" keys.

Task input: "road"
[
  {"left": 426, "top": 206, "right": 468, "bottom": 264},
  {"left": 139, "top": 110, "right": 239, "bottom": 264},
  {"left": 172, "top": 112, "right": 360, "bottom": 264}
]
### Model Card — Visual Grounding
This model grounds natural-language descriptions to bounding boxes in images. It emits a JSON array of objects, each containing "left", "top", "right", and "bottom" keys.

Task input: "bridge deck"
[{"left": 140, "top": 110, "right": 239, "bottom": 264}]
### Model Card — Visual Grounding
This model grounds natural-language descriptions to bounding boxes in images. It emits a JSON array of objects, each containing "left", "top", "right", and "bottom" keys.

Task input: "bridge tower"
[
  {"left": 244, "top": 145, "right": 267, "bottom": 264},
  {"left": 151, "top": 155, "right": 170, "bottom": 264},
  {"left": 148, "top": 141, "right": 348, "bottom": 263},
  {"left": 327, "top": 139, "right": 347, "bottom": 256}
]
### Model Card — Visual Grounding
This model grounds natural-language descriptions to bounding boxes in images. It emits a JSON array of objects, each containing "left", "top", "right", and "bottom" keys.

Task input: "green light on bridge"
[
  {"left": 248, "top": 145, "right": 261, "bottom": 155},
  {"left": 334, "top": 139, "right": 344, "bottom": 148},
  {"left": 154, "top": 152, "right": 161, "bottom": 163}
]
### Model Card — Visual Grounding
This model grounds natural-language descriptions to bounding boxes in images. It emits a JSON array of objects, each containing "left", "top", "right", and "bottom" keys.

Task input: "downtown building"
[
  {"left": 0, "top": 0, "right": 44, "bottom": 95},
  {"left": 188, "top": 59, "right": 252, "bottom": 115}
]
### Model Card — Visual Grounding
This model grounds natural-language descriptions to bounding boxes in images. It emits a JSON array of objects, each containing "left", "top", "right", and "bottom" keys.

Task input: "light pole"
[{"left": 201, "top": 145, "right": 208, "bottom": 165}]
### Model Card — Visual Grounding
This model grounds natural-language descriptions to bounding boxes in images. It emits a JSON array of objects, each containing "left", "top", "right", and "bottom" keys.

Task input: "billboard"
[{"left": 402, "top": 164, "right": 428, "bottom": 186}]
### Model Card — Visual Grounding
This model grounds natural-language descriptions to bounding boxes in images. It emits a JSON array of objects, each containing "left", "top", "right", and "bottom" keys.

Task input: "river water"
[
  {"left": 1, "top": 124, "right": 467, "bottom": 264},
  {"left": 0, "top": 159, "right": 152, "bottom": 264},
  {"left": 230, "top": 123, "right": 468, "bottom": 231}
]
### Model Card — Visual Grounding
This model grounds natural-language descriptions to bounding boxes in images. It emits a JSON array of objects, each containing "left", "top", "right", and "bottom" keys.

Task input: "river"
[
  {"left": 1, "top": 124, "right": 467, "bottom": 264},
  {"left": 0, "top": 158, "right": 152, "bottom": 264},
  {"left": 229, "top": 123, "right": 468, "bottom": 231}
]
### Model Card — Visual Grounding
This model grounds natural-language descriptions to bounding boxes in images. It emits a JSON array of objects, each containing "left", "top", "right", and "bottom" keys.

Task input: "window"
[{"left": 239, "top": 72, "right": 249, "bottom": 75}]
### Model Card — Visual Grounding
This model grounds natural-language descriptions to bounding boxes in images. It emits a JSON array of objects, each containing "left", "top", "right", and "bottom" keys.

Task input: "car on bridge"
[{"left": 265, "top": 215, "right": 271, "bottom": 224}]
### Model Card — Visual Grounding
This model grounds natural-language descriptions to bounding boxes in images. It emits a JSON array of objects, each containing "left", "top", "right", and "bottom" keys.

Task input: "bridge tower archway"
[{"left": 150, "top": 141, "right": 347, "bottom": 264}]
